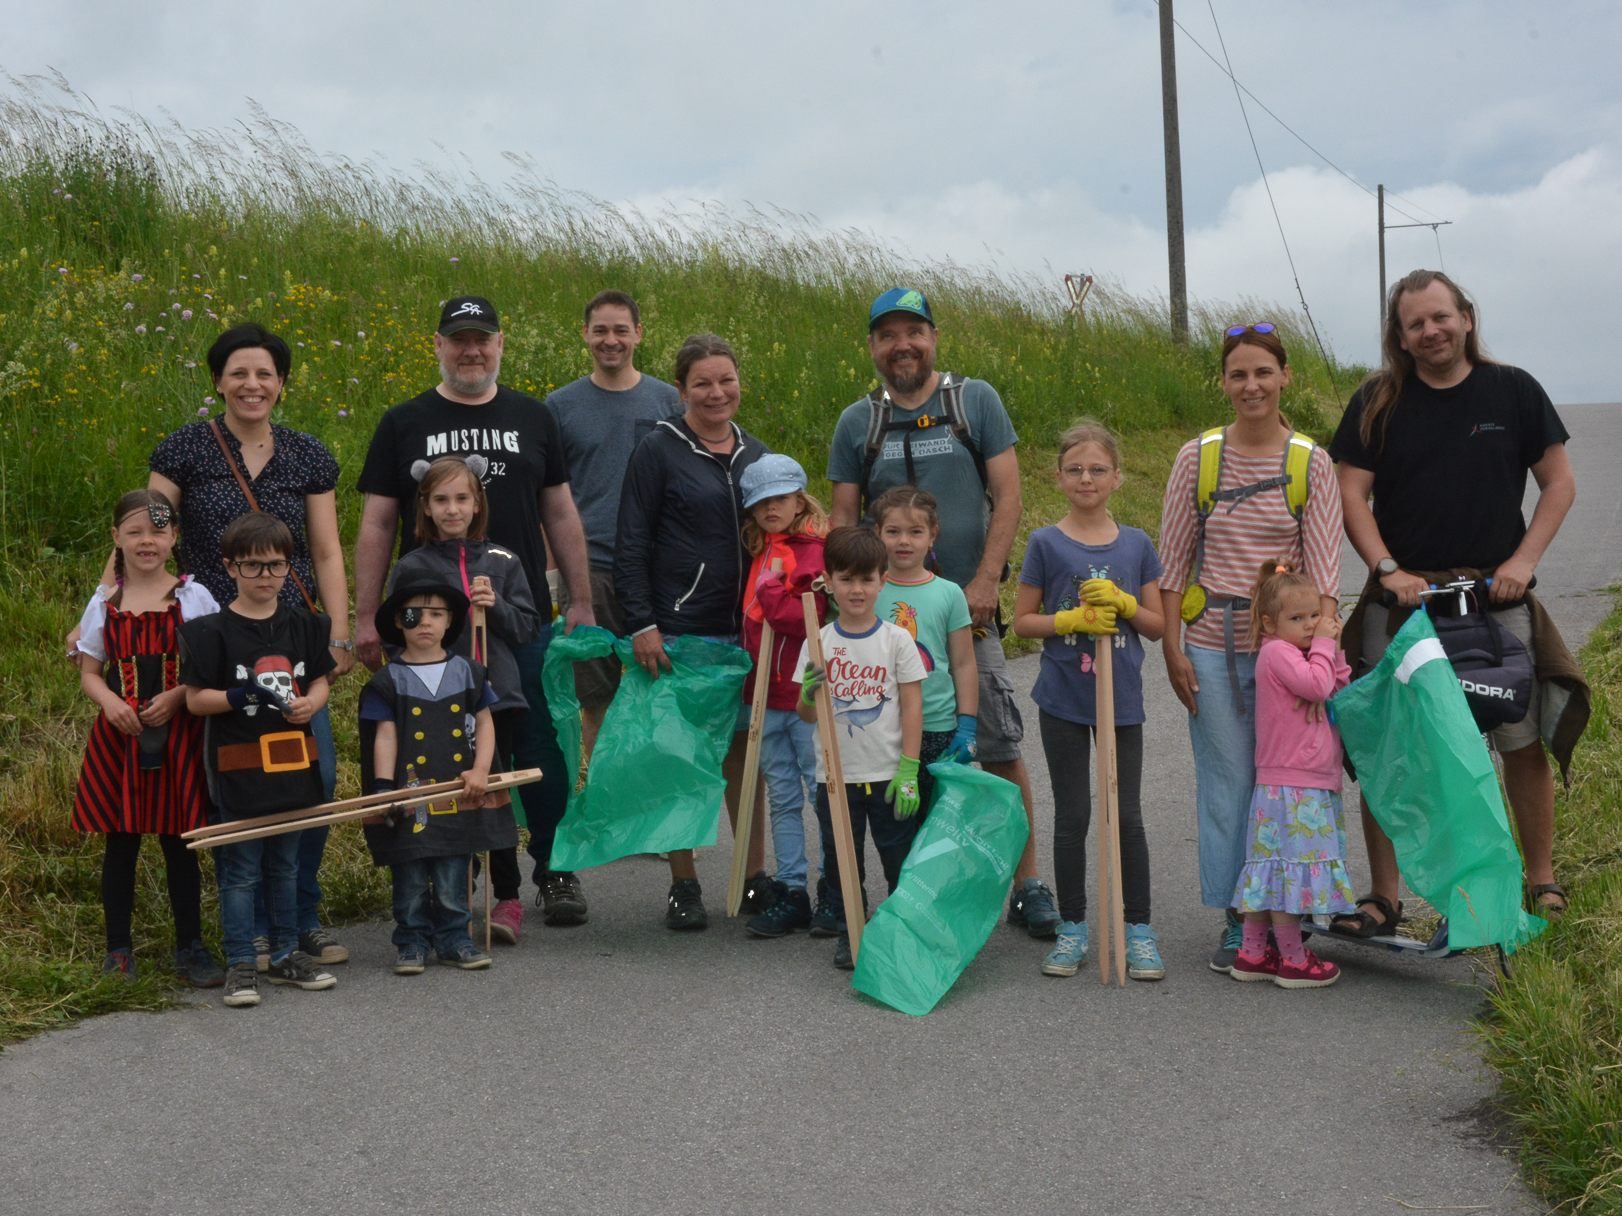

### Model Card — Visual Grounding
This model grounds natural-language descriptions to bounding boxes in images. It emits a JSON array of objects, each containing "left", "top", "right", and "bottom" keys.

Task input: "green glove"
[
  {"left": 798, "top": 662, "right": 824, "bottom": 708},
  {"left": 1053, "top": 602, "right": 1118, "bottom": 636},
  {"left": 885, "top": 755, "right": 922, "bottom": 819},
  {"left": 1081, "top": 577, "right": 1138, "bottom": 620}
]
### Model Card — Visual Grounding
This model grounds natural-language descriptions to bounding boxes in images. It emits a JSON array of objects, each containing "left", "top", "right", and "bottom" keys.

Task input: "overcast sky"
[{"left": 6, "top": 1, "right": 1620, "bottom": 401}]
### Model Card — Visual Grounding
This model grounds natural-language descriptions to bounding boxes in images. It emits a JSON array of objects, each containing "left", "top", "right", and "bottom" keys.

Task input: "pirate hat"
[{"left": 377, "top": 579, "right": 469, "bottom": 649}]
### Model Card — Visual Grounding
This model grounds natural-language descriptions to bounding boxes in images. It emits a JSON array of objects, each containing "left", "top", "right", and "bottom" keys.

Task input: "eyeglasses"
[
  {"left": 399, "top": 606, "right": 450, "bottom": 628},
  {"left": 1061, "top": 464, "right": 1115, "bottom": 481},
  {"left": 1224, "top": 322, "right": 1277, "bottom": 337},
  {"left": 230, "top": 558, "right": 291, "bottom": 578}
]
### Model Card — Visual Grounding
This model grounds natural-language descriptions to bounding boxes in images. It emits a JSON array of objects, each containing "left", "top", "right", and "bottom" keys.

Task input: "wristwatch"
[
  {"left": 1375, "top": 557, "right": 1400, "bottom": 577},
  {"left": 328, "top": 639, "right": 355, "bottom": 651}
]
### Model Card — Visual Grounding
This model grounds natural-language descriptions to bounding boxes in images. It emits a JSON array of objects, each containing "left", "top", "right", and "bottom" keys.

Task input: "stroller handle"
[{"left": 1377, "top": 574, "right": 1535, "bottom": 611}]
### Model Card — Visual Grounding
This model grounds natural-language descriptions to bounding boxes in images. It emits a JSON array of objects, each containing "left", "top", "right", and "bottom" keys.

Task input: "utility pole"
[
  {"left": 1378, "top": 184, "right": 1387, "bottom": 338},
  {"left": 1160, "top": 0, "right": 1188, "bottom": 343}
]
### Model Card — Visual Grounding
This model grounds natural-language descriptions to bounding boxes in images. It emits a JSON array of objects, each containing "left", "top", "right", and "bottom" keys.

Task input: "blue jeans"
[
  {"left": 391, "top": 854, "right": 474, "bottom": 955},
  {"left": 1185, "top": 644, "right": 1258, "bottom": 907},
  {"left": 513, "top": 630, "right": 569, "bottom": 878},
  {"left": 218, "top": 830, "right": 300, "bottom": 967},
  {"left": 255, "top": 705, "right": 337, "bottom": 937},
  {"left": 759, "top": 709, "right": 818, "bottom": 890}
]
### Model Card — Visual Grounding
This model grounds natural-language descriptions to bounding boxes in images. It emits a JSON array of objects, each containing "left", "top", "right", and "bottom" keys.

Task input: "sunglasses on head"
[{"left": 1224, "top": 322, "right": 1277, "bottom": 337}]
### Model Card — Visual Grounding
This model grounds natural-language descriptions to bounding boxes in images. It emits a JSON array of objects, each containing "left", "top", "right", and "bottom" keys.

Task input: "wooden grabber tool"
[
  {"left": 1094, "top": 637, "right": 1127, "bottom": 986},
  {"left": 802, "top": 592, "right": 865, "bottom": 963},
  {"left": 727, "top": 560, "right": 781, "bottom": 917}
]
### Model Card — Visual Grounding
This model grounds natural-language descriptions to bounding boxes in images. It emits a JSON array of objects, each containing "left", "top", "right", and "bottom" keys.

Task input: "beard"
[
  {"left": 883, "top": 356, "right": 933, "bottom": 396},
  {"left": 441, "top": 360, "right": 499, "bottom": 398}
]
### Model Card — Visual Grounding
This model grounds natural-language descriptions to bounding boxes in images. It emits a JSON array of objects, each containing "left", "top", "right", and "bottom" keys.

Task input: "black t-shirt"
[
  {"left": 1329, "top": 363, "right": 1568, "bottom": 570},
  {"left": 356, "top": 386, "right": 569, "bottom": 617},
  {"left": 179, "top": 604, "right": 337, "bottom": 818}
]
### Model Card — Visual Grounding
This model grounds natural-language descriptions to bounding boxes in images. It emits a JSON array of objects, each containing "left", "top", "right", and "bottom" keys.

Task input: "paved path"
[{"left": 2, "top": 406, "right": 1616, "bottom": 1216}]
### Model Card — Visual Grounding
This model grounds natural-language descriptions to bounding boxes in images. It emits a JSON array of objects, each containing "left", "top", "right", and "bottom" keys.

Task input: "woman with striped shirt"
[{"left": 1157, "top": 324, "right": 1344, "bottom": 974}]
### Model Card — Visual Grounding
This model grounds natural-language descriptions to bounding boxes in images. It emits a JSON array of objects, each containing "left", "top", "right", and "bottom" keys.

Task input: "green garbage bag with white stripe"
[
  {"left": 852, "top": 762, "right": 1029, "bottom": 1015},
  {"left": 1329, "top": 611, "right": 1546, "bottom": 952},
  {"left": 543, "top": 627, "right": 751, "bottom": 871}
]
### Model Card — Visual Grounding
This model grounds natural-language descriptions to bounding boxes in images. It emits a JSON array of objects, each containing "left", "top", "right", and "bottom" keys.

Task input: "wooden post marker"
[
  {"left": 727, "top": 560, "right": 780, "bottom": 917},
  {"left": 802, "top": 592, "right": 865, "bottom": 962},
  {"left": 1094, "top": 638, "right": 1127, "bottom": 986}
]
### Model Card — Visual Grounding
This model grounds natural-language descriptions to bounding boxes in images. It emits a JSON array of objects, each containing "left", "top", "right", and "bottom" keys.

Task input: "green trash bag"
[
  {"left": 851, "top": 762, "right": 1029, "bottom": 1015},
  {"left": 1329, "top": 611, "right": 1546, "bottom": 952},
  {"left": 542, "top": 626, "right": 752, "bottom": 872}
]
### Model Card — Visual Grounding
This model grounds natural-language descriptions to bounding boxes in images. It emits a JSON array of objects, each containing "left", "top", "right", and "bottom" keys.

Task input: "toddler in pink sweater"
[{"left": 1228, "top": 559, "right": 1357, "bottom": 989}]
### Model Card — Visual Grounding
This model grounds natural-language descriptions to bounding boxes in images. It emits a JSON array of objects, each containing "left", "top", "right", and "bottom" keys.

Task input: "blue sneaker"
[
  {"left": 1041, "top": 921, "right": 1089, "bottom": 976},
  {"left": 1014, "top": 878, "right": 1061, "bottom": 939},
  {"left": 1209, "top": 909, "right": 1244, "bottom": 973},
  {"left": 1126, "top": 923, "right": 1166, "bottom": 981}
]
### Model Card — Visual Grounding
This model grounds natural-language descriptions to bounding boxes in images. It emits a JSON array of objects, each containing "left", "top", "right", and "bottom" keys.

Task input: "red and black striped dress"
[{"left": 72, "top": 597, "right": 210, "bottom": 835}]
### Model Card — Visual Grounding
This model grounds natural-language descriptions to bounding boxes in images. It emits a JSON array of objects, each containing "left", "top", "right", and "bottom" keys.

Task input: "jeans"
[
  {"left": 391, "top": 854, "right": 475, "bottom": 955},
  {"left": 814, "top": 779, "right": 923, "bottom": 908},
  {"left": 511, "top": 629, "right": 569, "bottom": 881},
  {"left": 759, "top": 709, "right": 817, "bottom": 890},
  {"left": 256, "top": 705, "right": 337, "bottom": 938},
  {"left": 218, "top": 829, "right": 300, "bottom": 967},
  {"left": 1037, "top": 711, "right": 1150, "bottom": 924},
  {"left": 1185, "top": 643, "right": 1258, "bottom": 908}
]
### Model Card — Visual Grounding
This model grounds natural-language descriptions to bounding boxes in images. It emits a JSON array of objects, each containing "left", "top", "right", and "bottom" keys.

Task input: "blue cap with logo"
[
  {"left": 868, "top": 287, "right": 935, "bottom": 330},
  {"left": 739, "top": 453, "right": 808, "bottom": 509}
]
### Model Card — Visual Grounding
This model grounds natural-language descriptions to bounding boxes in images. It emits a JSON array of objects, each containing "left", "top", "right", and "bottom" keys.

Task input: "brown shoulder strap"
[{"left": 207, "top": 419, "right": 319, "bottom": 614}]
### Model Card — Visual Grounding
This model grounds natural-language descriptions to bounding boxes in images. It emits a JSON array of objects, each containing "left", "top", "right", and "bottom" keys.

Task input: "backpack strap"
[
  {"left": 857, "top": 373, "right": 987, "bottom": 516},
  {"left": 857, "top": 386, "right": 891, "bottom": 516},
  {"left": 1282, "top": 431, "right": 1316, "bottom": 521}
]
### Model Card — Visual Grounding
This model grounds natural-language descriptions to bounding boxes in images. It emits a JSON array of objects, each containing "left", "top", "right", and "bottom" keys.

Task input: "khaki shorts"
[
  {"left": 973, "top": 631, "right": 1024, "bottom": 764},
  {"left": 558, "top": 565, "right": 627, "bottom": 711}
]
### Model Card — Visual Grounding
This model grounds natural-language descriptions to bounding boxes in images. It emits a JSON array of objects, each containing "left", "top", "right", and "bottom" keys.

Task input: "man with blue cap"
[{"left": 826, "top": 287, "right": 1060, "bottom": 939}]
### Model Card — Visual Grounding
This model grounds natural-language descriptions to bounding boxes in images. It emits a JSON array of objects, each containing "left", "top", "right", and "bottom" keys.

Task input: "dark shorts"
[{"left": 559, "top": 565, "right": 627, "bottom": 710}]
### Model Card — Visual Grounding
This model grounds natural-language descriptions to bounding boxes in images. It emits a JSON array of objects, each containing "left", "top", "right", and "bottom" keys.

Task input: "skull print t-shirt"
[{"left": 180, "top": 603, "right": 336, "bottom": 818}]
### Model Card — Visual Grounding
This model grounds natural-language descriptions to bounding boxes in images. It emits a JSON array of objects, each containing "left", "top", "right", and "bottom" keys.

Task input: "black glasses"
[
  {"left": 230, "top": 558, "right": 291, "bottom": 578},
  {"left": 1224, "top": 322, "right": 1277, "bottom": 337}
]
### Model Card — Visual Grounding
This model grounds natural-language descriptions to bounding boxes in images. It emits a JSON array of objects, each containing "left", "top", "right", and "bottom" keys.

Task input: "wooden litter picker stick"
[
  {"left": 184, "top": 769, "right": 543, "bottom": 849},
  {"left": 802, "top": 592, "right": 865, "bottom": 963},
  {"left": 1094, "top": 639, "right": 1127, "bottom": 986},
  {"left": 727, "top": 559, "right": 781, "bottom": 917}
]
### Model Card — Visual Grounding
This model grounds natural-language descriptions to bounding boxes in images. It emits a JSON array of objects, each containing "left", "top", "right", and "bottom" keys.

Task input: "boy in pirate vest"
[
  {"left": 180, "top": 512, "right": 337, "bottom": 1008},
  {"left": 360, "top": 578, "right": 512, "bottom": 974}
]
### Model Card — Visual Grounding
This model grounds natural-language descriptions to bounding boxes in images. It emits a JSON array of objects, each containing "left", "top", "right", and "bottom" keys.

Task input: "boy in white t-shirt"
[{"left": 796, "top": 526, "right": 926, "bottom": 970}]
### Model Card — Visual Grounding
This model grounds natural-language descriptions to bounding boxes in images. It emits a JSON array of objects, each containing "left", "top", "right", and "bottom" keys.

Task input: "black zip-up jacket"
[{"left": 614, "top": 417, "right": 769, "bottom": 639}]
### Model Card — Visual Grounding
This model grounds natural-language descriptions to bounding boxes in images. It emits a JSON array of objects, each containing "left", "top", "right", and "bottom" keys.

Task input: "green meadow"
[{"left": 0, "top": 78, "right": 1614, "bottom": 1211}]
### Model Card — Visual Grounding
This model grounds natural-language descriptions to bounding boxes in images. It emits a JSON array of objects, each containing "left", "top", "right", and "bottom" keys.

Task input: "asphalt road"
[{"left": 1, "top": 404, "right": 1615, "bottom": 1216}]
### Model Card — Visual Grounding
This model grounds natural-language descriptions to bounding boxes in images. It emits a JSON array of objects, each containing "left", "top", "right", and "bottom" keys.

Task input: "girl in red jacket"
[{"left": 736, "top": 454, "right": 828, "bottom": 938}]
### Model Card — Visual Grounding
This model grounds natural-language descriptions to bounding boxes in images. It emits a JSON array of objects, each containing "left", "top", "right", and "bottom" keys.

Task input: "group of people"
[{"left": 66, "top": 268, "right": 1580, "bottom": 1006}]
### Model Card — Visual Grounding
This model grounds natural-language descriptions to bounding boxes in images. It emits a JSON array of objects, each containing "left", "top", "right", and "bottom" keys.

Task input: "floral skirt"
[{"left": 1231, "top": 784, "right": 1357, "bottom": 916}]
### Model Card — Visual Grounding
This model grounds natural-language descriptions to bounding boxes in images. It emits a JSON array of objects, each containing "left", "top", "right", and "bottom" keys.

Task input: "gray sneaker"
[
  {"left": 438, "top": 943, "right": 492, "bottom": 971},
  {"left": 1014, "top": 879, "right": 1061, "bottom": 940},
  {"left": 222, "top": 963, "right": 261, "bottom": 1008},
  {"left": 265, "top": 950, "right": 337, "bottom": 990},
  {"left": 298, "top": 926, "right": 348, "bottom": 965},
  {"left": 1209, "top": 910, "right": 1245, "bottom": 973}
]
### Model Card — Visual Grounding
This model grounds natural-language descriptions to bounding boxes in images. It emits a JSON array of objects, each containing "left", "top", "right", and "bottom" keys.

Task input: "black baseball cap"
[{"left": 438, "top": 296, "right": 501, "bottom": 335}]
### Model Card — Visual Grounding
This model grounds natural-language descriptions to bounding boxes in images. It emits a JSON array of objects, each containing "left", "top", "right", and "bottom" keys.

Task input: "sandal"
[
  {"left": 1329, "top": 893, "right": 1403, "bottom": 939},
  {"left": 1528, "top": 882, "right": 1568, "bottom": 920}
]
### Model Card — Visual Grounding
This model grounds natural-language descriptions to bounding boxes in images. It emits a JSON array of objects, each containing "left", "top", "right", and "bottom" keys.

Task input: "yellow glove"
[
  {"left": 1081, "top": 578, "right": 1138, "bottom": 619},
  {"left": 1053, "top": 603, "right": 1118, "bottom": 636}
]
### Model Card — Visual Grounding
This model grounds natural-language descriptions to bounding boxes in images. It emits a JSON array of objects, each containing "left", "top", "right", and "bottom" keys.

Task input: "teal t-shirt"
[{"left": 876, "top": 573, "right": 973, "bottom": 731}]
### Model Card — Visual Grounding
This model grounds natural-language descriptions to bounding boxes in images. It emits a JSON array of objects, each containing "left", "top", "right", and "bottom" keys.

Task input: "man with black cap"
[
  {"left": 355, "top": 295, "right": 595, "bottom": 934},
  {"left": 827, "top": 287, "right": 1061, "bottom": 939}
]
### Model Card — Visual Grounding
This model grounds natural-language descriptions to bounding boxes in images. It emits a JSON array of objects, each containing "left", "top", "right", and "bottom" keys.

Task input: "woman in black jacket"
[{"left": 615, "top": 333, "right": 770, "bottom": 929}]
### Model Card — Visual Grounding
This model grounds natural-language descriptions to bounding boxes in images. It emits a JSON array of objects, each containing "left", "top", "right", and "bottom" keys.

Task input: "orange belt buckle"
[{"left": 259, "top": 730, "right": 311, "bottom": 773}]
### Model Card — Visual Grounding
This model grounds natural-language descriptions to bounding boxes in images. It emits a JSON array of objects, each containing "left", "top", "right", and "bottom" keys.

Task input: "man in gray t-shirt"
[
  {"left": 828, "top": 287, "right": 1060, "bottom": 939},
  {"left": 544, "top": 291, "right": 680, "bottom": 789}
]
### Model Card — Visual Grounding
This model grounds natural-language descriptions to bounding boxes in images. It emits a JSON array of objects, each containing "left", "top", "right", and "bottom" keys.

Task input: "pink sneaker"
[
  {"left": 1274, "top": 948, "right": 1340, "bottom": 989},
  {"left": 1229, "top": 945, "right": 1279, "bottom": 983},
  {"left": 488, "top": 898, "right": 523, "bottom": 945}
]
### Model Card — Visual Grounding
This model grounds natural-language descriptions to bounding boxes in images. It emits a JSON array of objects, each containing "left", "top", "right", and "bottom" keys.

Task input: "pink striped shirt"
[{"left": 1157, "top": 436, "right": 1342, "bottom": 652}]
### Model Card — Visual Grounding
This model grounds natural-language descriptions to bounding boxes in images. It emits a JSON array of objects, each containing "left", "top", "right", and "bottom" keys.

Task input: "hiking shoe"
[
  {"left": 393, "top": 946, "right": 427, "bottom": 976},
  {"left": 540, "top": 872, "right": 589, "bottom": 926},
  {"left": 747, "top": 884, "right": 811, "bottom": 938},
  {"left": 253, "top": 935, "right": 271, "bottom": 973},
  {"left": 488, "top": 898, "right": 523, "bottom": 945},
  {"left": 438, "top": 943, "right": 492, "bottom": 971},
  {"left": 1041, "top": 921, "right": 1089, "bottom": 976},
  {"left": 264, "top": 950, "right": 337, "bottom": 991},
  {"left": 101, "top": 948, "right": 135, "bottom": 980},
  {"left": 809, "top": 878, "right": 840, "bottom": 937},
  {"left": 1125, "top": 923, "right": 1166, "bottom": 981},
  {"left": 174, "top": 940, "right": 225, "bottom": 988},
  {"left": 1274, "top": 948, "right": 1340, "bottom": 989},
  {"left": 223, "top": 963, "right": 261, "bottom": 1007},
  {"left": 1012, "top": 878, "right": 1061, "bottom": 939},
  {"left": 833, "top": 932, "right": 854, "bottom": 971},
  {"left": 740, "top": 870, "right": 776, "bottom": 915},
  {"left": 1209, "top": 910, "right": 1245, "bottom": 973},
  {"left": 1230, "top": 945, "right": 1280, "bottom": 983},
  {"left": 298, "top": 926, "right": 348, "bottom": 965},
  {"left": 665, "top": 879, "right": 708, "bottom": 930}
]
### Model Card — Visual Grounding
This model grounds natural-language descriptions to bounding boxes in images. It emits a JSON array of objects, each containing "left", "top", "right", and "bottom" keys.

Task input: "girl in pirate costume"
[{"left": 73, "top": 489, "right": 223, "bottom": 985}]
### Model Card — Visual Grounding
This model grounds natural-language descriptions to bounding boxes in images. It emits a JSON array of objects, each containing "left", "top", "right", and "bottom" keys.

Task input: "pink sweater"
[{"left": 1254, "top": 636, "right": 1353, "bottom": 791}]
